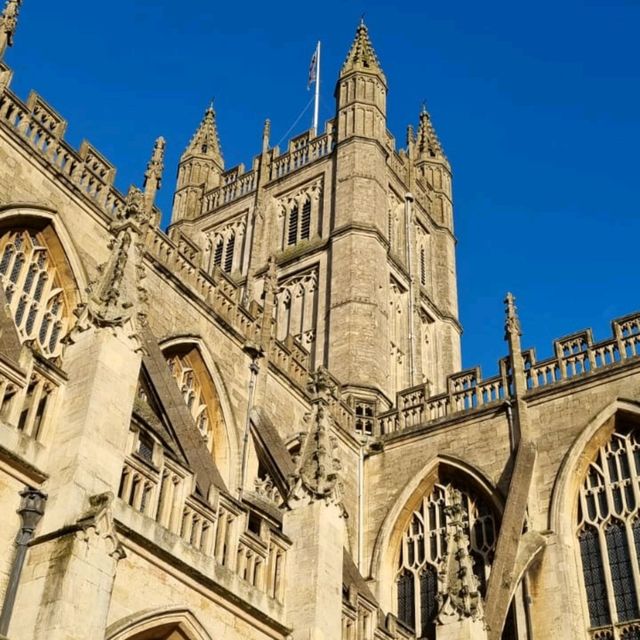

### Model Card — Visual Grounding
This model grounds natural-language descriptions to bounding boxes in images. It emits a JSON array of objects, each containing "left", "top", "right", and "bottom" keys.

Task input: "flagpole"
[{"left": 313, "top": 41, "right": 321, "bottom": 133}]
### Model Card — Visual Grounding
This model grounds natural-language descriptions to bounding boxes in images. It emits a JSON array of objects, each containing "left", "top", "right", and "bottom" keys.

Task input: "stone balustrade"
[
  {"left": 380, "top": 311, "right": 640, "bottom": 435},
  {"left": 269, "top": 129, "right": 334, "bottom": 181},
  {"left": 118, "top": 447, "right": 289, "bottom": 603}
]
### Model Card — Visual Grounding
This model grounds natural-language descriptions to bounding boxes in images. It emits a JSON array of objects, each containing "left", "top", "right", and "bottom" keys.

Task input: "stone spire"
[
  {"left": 0, "top": 0, "right": 21, "bottom": 59},
  {"left": 340, "top": 19, "right": 385, "bottom": 81},
  {"left": 143, "top": 136, "right": 165, "bottom": 211},
  {"left": 436, "top": 486, "right": 484, "bottom": 626},
  {"left": 182, "top": 102, "right": 223, "bottom": 168},
  {"left": 171, "top": 104, "right": 224, "bottom": 223},
  {"left": 417, "top": 103, "right": 446, "bottom": 161}
]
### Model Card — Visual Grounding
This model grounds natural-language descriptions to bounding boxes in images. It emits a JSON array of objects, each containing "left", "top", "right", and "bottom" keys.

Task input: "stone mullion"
[
  {"left": 623, "top": 517, "right": 640, "bottom": 617},
  {"left": 231, "top": 224, "right": 244, "bottom": 273},
  {"left": 289, "top": 284, "right": 304, "bottom": 339},
  {"left": 119, "top": 468, "right": 134, "bottom": 505},
  {"left": 22, "top": 376, "right": 44, "bottom": 438},
  {"left": 214, "top": 513, "right": 229, "bottom": 563},
  {"left": 627, "top": 440, "right": 640, "bottom": 521},
  {"left": 168, "top": 478, "right": 184, "bottom": 535}
]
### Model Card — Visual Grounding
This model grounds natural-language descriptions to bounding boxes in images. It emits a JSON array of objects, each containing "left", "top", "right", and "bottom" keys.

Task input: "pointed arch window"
[
  {"left": 0, "top": 229, "right": 72, "bottom": 358},
  {"left": 165, "top": 344, "right": 231, "bottom": 485},
  {"left": 577, "top": 427, "right": 640, "bottom": 635},
  {"left": 284, "top": 193, "right": 317, "bottom": 248},
  {"left": 395, "top": 480, "right": 497, "bottom": 638}
]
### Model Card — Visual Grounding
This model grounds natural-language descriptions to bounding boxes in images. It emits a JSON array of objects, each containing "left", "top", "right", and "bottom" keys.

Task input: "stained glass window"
[
  {"left": 395, "top": 481, "right": 496, "bottom": 639},
  {"left": 578, "top": 428, "right": 640, "bottom": 634},
  {"left": 0, "top": 230, "right": 69, "bottom": 357}
]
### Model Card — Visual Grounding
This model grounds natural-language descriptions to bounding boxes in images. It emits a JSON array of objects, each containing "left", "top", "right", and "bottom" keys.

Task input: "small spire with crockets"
[{"left": 0, "top": 0, "right": 22, "bottom": 60}]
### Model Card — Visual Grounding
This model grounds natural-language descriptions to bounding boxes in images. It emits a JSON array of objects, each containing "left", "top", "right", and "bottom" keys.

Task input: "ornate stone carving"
[
  {"left": 288, "top": 369, "right": 344, "bottom": 510},
  {"left": 504, "top": 292, "right": 521, "bottom": 339},
  {"left": 0, "top": 0, "right": 21, "bottom": 53},
  {"left": 436, "top": 486, "right": 484, "bottom": 624},
  {"left": 75, "top": 492, "right": 126, "bottom": 561},
  {"left": 73, "top": 187, "right": 149, "bottom": 339}
]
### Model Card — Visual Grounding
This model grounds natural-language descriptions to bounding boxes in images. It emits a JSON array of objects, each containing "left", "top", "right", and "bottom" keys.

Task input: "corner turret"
[
  {"left": 335, "top": 20, "right": 387, "bottom": 143},
  {"left": 171, "top": 104, "right": 224, "bottom": 224},
  {"left": 413, "top": 105, "right": 453, "bottom": 229}
]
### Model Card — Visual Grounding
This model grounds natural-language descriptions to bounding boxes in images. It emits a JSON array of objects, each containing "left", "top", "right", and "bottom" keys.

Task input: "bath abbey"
[{"left": 0, "top": 4, "right": 639, "bottom": 640}]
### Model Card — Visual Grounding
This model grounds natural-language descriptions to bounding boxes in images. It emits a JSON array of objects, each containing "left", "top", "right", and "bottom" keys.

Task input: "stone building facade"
[{"left": 0, "top": 6, "right": 639, "bottom": 640}]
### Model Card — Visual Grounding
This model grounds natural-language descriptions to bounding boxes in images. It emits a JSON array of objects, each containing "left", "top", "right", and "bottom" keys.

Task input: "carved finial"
[
  {"left": 406, "top": 124, "right": 415, "bottom": 148},
  {"left": 436, "top": 486, "right": 484, "bottom": 624},
  {"left": 0, "top": 0, "right": 22, "bottom": 59},
  {"left": 71, "top": 186, "right": 149, "bottom": 340},
  {"left": 143, "top": 136, "right": 165, "bottom": 211},
  {"left": 262, "top": 118, "right": 271, "bottom": 154},
  {"left": 263, "top": 255, "right": 278, "bottom": 297},
  {"left": 504, "top": 292, "right": 521, "bottom": 339},
  {"left": 288, "top": 368, "right": 344, "bottom": 510}
]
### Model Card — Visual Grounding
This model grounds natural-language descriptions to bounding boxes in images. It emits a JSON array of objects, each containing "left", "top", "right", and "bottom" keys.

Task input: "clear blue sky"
[{"left": 5, "top": 0, "right": 640, "bottom": 378}]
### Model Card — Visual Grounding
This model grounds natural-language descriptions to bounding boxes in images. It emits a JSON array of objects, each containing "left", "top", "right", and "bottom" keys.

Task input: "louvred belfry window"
[
  {"left": 577, "top": 427, "right": 640, "bottom": 636},
  {"left": 0, "top": 229, "right": 70, "bottom": 357},
  {"left": 395, "top": 481, "right": 496, "bottom": 639}
]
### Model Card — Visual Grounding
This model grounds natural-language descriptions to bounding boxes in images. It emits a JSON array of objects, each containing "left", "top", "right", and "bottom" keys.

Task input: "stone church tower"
[{"left": 1, "top": 6, "right": 640, "bottom": 640}]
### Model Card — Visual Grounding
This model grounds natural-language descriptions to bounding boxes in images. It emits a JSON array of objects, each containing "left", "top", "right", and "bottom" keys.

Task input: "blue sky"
[{"left": 5, "top": 0, "right": 640, "bottom": 378}]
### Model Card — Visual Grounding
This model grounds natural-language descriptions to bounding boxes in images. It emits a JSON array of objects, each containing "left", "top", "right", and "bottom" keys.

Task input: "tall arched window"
[
  {"left": 577, "top": 427, "right": 640, "bottom": 636},
  {"left": 395, "top": 480, "right": 497, "bottom": 638},
  {"left": 0, "top": 228, "right": 72, "bottom": 358},
  {"left": 164, "top": 344, "right": 231, "bottom": 485}
]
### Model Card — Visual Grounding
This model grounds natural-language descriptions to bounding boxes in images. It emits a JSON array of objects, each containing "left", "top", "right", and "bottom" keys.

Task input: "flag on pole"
[{"left": 307, "top": 44, "right": 319, "bottom": 89}]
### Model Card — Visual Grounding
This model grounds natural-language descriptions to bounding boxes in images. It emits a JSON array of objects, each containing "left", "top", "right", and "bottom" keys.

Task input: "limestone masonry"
[{"left": 0, "top": 6, "right": 638, "bottom": 640}]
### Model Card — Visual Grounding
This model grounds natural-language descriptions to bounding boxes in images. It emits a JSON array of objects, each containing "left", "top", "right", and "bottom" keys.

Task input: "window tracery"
[
  {"left": 395, "top": 480, "right": 496, "bottom": 638},
  {"left": 0, "top": 228, "right": 71, "bottom": 358},
  {"left": 277, "top": 180, "right": 322, "bottom": 249},
  {"left": 274, "top": 269, "right": 318, "bottom": 356},
  {"left": 206, "top": 218, "right": 245, "bottom": 275},
  {"left": 577, "top": 427, "right": 640, "bottom": 636}
]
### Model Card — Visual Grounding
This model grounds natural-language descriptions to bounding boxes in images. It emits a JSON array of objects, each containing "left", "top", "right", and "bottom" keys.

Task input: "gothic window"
[
  {"left": 0, "top": 229, "right": 72, "bottom": 358},
  {"left": 164, "top": 345, "right": 231, "bottom": 484},
  {"left": 207, "top": 219, "right": 246, "bottom": 275},
  {"left": 279, "top": 182, "right": 321, "bottom": 249},
  {"left": 354, "top": 401, "right": 375, "bottom": 436},
  {"left": 577, "top": 427, "right": 640, "bottom": 635},
  {"left": 395, "top": 481, "right": 496, "bottom": 638},
  {"left": 286, "top": 196, "right": 313, "bottom": 246},
  {"left": 420, "top": 246, "right": 427, "bottom": 286}
]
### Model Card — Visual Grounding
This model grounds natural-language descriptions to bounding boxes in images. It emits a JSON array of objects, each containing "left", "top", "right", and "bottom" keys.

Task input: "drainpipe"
[
  {"left": 239, "top": 343, "right": 263, "bottom": 500},
  {"left": 0, "top": 487, "right": 47, "bottom": 636},
  {"left": 358, "top": 440, "right": 365, "bottom": 571},
  {"left": 404, "top": 192, "right": 416, "bottom": 387}
]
